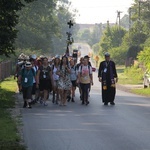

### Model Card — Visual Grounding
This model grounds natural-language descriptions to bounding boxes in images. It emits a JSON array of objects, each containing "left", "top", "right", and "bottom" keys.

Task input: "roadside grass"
[
  {"left": 117, "top": 66, "right": 150, "bottom": 96},
  {"left": 0, "top": 77, "right": 25, "bottom": 150},
  {"left": 131, "top": 88, "right": 150, "bottom": 97},
  {"left": 117, "top": 66, "right": 143, "bottom": 85}
]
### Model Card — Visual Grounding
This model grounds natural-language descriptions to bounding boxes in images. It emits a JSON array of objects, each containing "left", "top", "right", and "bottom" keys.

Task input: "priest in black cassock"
[{"left": 98, "top": 52, "right": 118, "bottom": 105}]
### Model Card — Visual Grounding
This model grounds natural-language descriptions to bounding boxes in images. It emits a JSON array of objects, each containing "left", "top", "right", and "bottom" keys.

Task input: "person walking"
[
  {"left": 51, "top": 55, "right": 60, "bottom": 104},
  {"left": 69, "top": 59, "right": 78, "bottom": 102},
  {"left": 18, "top": 61, "right": 36, "bottom": 108},
  {"left": 98, "top": 52, "right": 118, "bottom": 105},
  {"left": 57, "top": 56, "right": 72, "bottom": 106},
  {"left": 77, "top": 57, "right": 93, "bottom": 105},
  {"left": 36, "top": 57, "right": 53, "bottom": 106}
]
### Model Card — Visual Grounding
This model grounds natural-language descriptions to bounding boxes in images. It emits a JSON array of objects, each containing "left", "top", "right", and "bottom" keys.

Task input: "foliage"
[
  {"left": 123, "top": 66, "right": 143, "bottom": 84},
  {"left": 138, "top": 47, "right": 150, "bottom": 71},
  {"left": 117, "top": 66, "right": 143, "bottom": 84},
  {"left": 99, "top": 25, "right": 127, "bottom": 54},
  {"left": 110, "top": 47, "right": 127, "bottom": 65},
  {"left": 0, "top": 0, "right": 35, "bottom": 57},
  {"left": 92, "top": 43, "right": 100, "bottom": 54},
  {"left": 15, "top": 0, "right": 77, "bottom": 55},
  {"left": 75, "top": 24, "right": 102, "bottom": 47},
  {"left": 127, "top": 45, "right": 141, "bottom": 59}
]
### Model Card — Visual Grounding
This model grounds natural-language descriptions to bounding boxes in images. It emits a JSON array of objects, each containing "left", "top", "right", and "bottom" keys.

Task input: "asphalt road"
[
  {"left": 21, "top": 43, "right": 150, "bottom": 150},
  {"left": 20, "top": 71, "right": 150, "bottom": 150}
]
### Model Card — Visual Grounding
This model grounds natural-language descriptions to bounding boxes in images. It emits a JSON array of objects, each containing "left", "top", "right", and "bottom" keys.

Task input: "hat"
[
  {"left": 84, "top": 55, "right": 90, "bottom": 58},
  {"left": 104, "top": 52, "right": 110, "bottom": 57},
  {"left": 25, "top": 62, "right": 32, "bottom": 68},
  {"left": 55, "top": 55, "right": 60, "bottom": 59},
  {"left": 30, "top": 54, "right": 37, "bottom": 59}
]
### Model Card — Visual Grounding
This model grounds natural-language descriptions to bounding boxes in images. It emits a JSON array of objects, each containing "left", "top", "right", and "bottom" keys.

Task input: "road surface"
[
  {"left": 20, "top": 43, "right": 150, "bottom": 150},
  {"left": 19, "top": 71, "right": 150, "bottom": 150}
]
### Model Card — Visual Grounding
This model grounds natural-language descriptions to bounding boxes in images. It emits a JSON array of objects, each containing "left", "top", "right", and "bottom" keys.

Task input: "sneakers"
[
  {"left": 23, "top": 101, "right": 27, "bottom": 108},
  {"left": 67, "top": 96, "right": 71, "bottom": 102},
  {"left": 86, "top": 101, "right": 89, "bottom": 105},
  {"left": 40, "top": 100, "right": 43, "bottom": 104},
  {"left": 71, "top": 98, "right": 75, "bottom": 102},
  {"left": 44, "top": 102, "right": 48, "bottom": 106},
  {"left": 104, "top": 102, "right": 108, "bottom": 106}
]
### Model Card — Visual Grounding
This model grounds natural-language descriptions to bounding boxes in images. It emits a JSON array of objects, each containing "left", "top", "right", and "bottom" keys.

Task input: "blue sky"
[{"left": 69, "top": 0, "right": 135, "bottom": 24}]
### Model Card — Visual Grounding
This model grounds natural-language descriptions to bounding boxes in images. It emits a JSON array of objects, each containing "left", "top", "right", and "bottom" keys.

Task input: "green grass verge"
[
  {"left": 116, "top": 66, "right": 150, "bottom": 96},
  {"left": 0, "top": 77, "right": 25, "bottom": 150},
  {"left": 131, "top": 88, "right": 150, "bottom": 97},
  {"left": 117, "top": 66, "right": 143, "bottom": 85}
]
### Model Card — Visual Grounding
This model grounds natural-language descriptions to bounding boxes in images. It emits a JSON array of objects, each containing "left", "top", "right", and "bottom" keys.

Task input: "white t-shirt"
[
  {"left": 32, "top": 65, "right": 38, "bottom": 83},
  {"left": 78, "top": 65, "right": 92, "bottom": 84},
  {"left": 52, "top": 66, "right": 59, "bottom": 81}
]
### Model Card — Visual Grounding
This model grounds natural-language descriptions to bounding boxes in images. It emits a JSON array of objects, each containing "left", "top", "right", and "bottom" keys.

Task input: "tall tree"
[
  {"left": 15, "top": 0, "right": 77, "bottom": 55},
  {"left": 0, "top": 0, "right": 35, "bottom": 57}
]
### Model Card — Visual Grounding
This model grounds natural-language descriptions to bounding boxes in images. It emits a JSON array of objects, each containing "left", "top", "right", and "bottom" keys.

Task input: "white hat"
[
  {"left": 104, "top": 52, "right": 110, "bottom": 57},
  {"left": 31, "top": 54, "right": 37, "bottom": 59},
  {"left": 55, "top": 55, "right": 60, "bottom": 59},
  {"left": 25, "top": 62, "right": 32, "bottom": 68}
]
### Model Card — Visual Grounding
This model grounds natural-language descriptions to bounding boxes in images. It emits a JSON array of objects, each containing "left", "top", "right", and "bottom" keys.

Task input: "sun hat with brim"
[
  {"left": 104, "top": 52, "right": 110, "bottom": 57},
  {"left": 25, "top": 62, "right": 32, "bottom": 68}
]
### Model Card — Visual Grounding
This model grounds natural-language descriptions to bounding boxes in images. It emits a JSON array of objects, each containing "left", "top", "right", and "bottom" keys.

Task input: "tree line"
[
  {"left": 75, "top": 0, "right": 150, "bottom": 70},
  {"left": 0, "top": 0, "right": 77, "bottom": 59}
]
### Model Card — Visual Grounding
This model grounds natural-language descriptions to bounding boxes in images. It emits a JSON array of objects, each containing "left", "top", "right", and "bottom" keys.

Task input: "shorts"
[
  {"left": 39, "top": 79, "right": 51, "bottom": 91},
  {"left": 32, "top": 83, "right": 36, "bottom": 95},
  {"left": 22, "top": 86, "right": 33, "bottom": 100},
  {"left": 71, "top": 80, "right": 77, "bottom": 87},
  {"left": 53, "top": 80, "right": 58, "bottom": 87}
]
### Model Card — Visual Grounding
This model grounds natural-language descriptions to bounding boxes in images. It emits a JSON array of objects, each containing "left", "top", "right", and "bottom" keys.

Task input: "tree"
[
  {"left": 0, "top": 0, "right": 35, "bottom": 57},
  {"left": 138, "top": 47, "right": 150, "bottom": 71},
  {"left": 99, "top": 24, "right": 126, "bottom": 54},
  {"left": 15, "top": 0, "right": 77, "bottom": 55}
]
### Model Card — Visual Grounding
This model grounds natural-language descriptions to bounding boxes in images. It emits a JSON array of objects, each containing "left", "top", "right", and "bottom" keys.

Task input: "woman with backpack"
[{"left": 77, "top": 57, "right": 93, "bottom": 105}]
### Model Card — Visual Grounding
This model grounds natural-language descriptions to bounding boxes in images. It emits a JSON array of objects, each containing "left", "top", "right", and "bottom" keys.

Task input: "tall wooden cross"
[
  {"left": 65, "top": 20, "right": 74, "bottom": 56},
  {"left": 67, "top": 20, "right": 73, "bottom": 28}
]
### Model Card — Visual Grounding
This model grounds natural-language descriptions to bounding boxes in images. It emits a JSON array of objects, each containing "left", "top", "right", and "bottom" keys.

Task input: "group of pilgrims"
[
  {"left": 15, "top": 53, "right": 93, "bottom": 108},
  {"left": 14, "top": 52, "right": 118, "bottom": 109}
]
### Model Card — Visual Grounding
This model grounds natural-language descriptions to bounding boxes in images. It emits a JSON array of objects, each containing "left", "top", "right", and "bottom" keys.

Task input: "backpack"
[{"left": 80, "top": 65, "right": 91, "bottom": 75}]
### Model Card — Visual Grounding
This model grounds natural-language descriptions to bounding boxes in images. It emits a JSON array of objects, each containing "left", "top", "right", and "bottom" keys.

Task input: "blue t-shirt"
[
  {"left": 21, "top": 68, "right": 36, "bottom": 87},
  {"left": 70, "top": 66, "right": 77, "bottom": 81}
]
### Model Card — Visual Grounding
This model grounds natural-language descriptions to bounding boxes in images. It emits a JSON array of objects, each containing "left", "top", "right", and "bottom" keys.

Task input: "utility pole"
[
  {"left": 128, "top": 7, "right": 132, "bottom": 46},
  {"left": 116, "top": 11, "right": 122, "bottom": 27},
  {"left": 129, "top": 7, "right": 132, "bottom": 29},
  {"left": 138, "top": 1, "right": 142, "bottom": 47}
]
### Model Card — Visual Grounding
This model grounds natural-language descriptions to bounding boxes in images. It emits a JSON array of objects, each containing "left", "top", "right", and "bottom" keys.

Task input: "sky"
[{"left": 69, "top": 0, "right": 135, "bottom": 24}]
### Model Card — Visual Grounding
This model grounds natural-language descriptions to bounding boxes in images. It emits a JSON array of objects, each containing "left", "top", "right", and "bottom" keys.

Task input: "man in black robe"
[{"left": 98, "top": 52, "right": 118, "bottom": 105}]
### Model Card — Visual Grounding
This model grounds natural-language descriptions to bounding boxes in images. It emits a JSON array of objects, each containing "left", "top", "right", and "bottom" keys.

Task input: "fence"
[{"left": 0, "top": 61, "right": 13, "bottom": 81}]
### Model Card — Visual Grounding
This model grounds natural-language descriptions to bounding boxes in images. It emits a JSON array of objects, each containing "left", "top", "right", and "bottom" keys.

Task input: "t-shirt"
[
  {"left": 21, "top": 68, "right": 36, "bottom": 87},
  {"left": 78, "top": 65, "right": 92, "bottom": 84},
  {"left": 32, "top": 65, "right": 38, "bottom": 83},
  {"left": 70, "top": 65, "right": 77, "bottom": 81},
  {"left": 52, "top": 66, "right": 59, "bottom": 81},
  {"left": 39, "top": 66, "right": 51, "bottom": 80}
]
